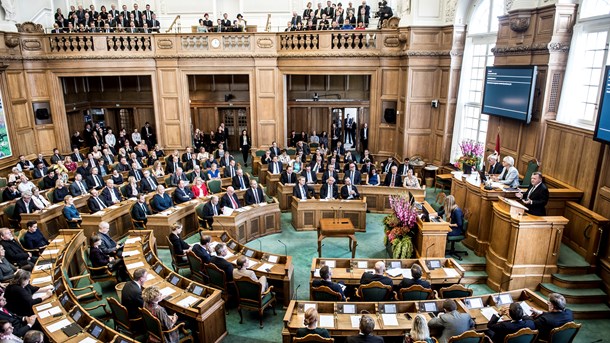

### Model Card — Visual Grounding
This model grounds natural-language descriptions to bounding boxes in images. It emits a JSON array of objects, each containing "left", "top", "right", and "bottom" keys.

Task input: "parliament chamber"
[{"left": 0, "top": 0, "right": 608, "bottom": 342}]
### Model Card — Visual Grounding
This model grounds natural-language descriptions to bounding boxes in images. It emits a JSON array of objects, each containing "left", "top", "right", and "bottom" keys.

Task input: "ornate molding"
[
  {"left": 383, "top": 36, "right": 400, "bottom": 48},
  {"left": 256, "top": 37, "right": 274, "bottom": 49},
  {"left": 406, "top": 50, "right": 452, "bottom": 56},
  {"left": 15, "top": 22, "right": 44, "bottom": 33},
  {"left": 4, "top": 34, "right": 19, "bottom": 48},
  {"left": 509, "top": 17, "right": 530, "bottom": 33},
  {"left": 156, "top": 38, "right": 173, "bottom": 49},
  {"left": 22, "top": 39, "right": 41, "bottom": 51},
  {"left": 492, "top": 43, "right": 549, "bottom": 55},
  {"left": 548, "top": 41, "right": 570, "bottom": 53},
  {"left": 445, "top": 0, "right": 458, "bottom": 24}
]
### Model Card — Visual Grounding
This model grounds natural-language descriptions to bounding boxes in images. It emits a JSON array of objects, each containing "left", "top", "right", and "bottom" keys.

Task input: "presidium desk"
[
  {"left": 291, "top": 197, "right": 367, "bottom": 231},
  {"left": 451, "top": 173, "right": 582, "bottom": 256}
]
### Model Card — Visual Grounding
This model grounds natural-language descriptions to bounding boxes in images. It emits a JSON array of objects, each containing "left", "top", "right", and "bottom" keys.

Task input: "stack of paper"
[
  {"left": 35, "top": 303, "right": 52, "bottom": 311},
  {"left": 125, "top": 237, "right": 142, "bottom": 244},
  {"left": 38, "top": 306, "right": 62, "bottom": 319},
  {"left": 122, "top": 250, "right": 140, "bottom": 257},
  {"left": 257, "top": 263, "right": 274, "bottom": 272},
  {"left": 322, "top": 260, "right": 336, "bottom": 268},
  {"left": 267, "top": 255, "right": 279, "bottom": 263},
  {"left": 126, "top": 261, "right": 145, "bottom": 269},
  {"left": 480, "top": 307, "right": 499, "bottom": 321},
  {"left": 319, "top": 315, "right": 334, "bottom": 328},
  {"left": 34, "top": 263, "right": 52, "bottom": 271},
  {"left": 47, "top": 319, "right": 71, "bottom": 333},
  {"left": 160, "top": 287, "right": 176, "bottom": 297},
  {"left": 314, "top": 269, "right": 321, "bottom": 277},
  {"left": 357, "top": 261, "right": 368, "bottom": 269},
  {"left": 386, "top": 269, "right": 405, "bottom": 277},
  {"left": 42, "top": 249, "right": 59, "bottom": 256},
  {"left": 177, "top": 296, "right": 198, "bottom": 308},
  {"left": 381, "top": 313, "right": 398, "bottom": 326},
  {"left": 350, "top": 315, "right": 361, "bottom": 328},
  {"left": 31, "top": 275, "right": 52, "bottom": 285},
  {"left": 520, "top": 301, "right": 533, "bottom": 316},
  {"left": 443, "top": 268, "right": 460, "bottom": 277}
]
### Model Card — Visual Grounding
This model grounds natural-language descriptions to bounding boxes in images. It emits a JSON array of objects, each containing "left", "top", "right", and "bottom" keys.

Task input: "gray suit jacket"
[
  {"left": 428, "top": 310, "right": 474, "bottom": 343},
  {"left": 498, "top": 166, "right": 519, "bottom": 188}
]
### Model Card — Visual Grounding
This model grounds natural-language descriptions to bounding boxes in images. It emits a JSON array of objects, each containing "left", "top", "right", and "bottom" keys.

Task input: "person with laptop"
[{"left": 427, "top": 299, "right": 474, "bottom": 343}]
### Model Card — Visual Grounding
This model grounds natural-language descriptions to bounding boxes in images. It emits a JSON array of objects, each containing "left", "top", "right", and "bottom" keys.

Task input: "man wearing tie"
[
  {"left": 398, "top": 158, "right": 412, "bottom": 176},
  {"left": 280, "top": 165, "right": 298, "bottom": 185},
  {"left": 141, "top": 170, "right": 158, "bottom": 193},
  {"left": 383, "top": 165, "right": 402, "bottom": 187},
  {"left": 203, "top": 195, "right": 221, "bottom": 227},
  {"left": 102, "top": 179, "right": 122, "bottom": 205},
  {"left": 69, "top": 173, "right": 89, "bottom": 196},
  {"left": 516, "top": 172, "right": 549, "bottom": 216},
  {"left": 182, "top": 147, "right": 194, "bottom": 164},
  {"left": 14, "top": 192, "right": 37, "bottom": 223},
  {"left": 245, "top": 180, "right": 266, "bottom": 205},
  {"left": 131, "top": 194, "right": 151, "bottom": 228},
  {"left": 381, "top": 157, "right": 397, "bottom": 174},
  {"left": 129, "top": 163, "right": 144, "bottom": 182},
  {"left": 173, "top": 180, "right": 194, "bottom": 204},
  {"left": 86, "top": 167, "right": 104, "bottom": 190},
  {"left": 0, "top": 294, "right": 37, "bottom": 337},
  {"left": 320, "top": 177, "right": 338, "bottom": 200},
  {"left": 270, "top": 156, "right": 283, "bottom": 175},
  {"left": 321, "top": 165, "right": 339, "bottom": 184},
  {"left": 165, "top": 156, "right": 182, "bottom": 174},
  {"left": 346, "top": 163, "right": 362, "bottom": 185},
  {"left": 150, "top": 185, "right": 173, "bottom": 212},
  {"left": 300, "top": 165, "right": 318, "bottom": 185},
  {"left": 88, "top": 189, "right": 109, "bottom": 213},
  {"left": 269, "top": 141, "right": 281, "bottom": 157},
  {"left": 487, "top": 154, "right": 503, "bottom": 175},
  {"left": 221, "top": 187, "right": 241, "bottom": 210},
  {"left": 293, "top": 177, "right": 312, "bottom": 200},
  {"left": 223, "top": 160, "right": 238, "bottom": 178},
  {"left": 232, "top": 169, "right": 250, "bottom": 190},
  {"left": 143, "top": 4, "right": 154, "bottom": 21},
  {"left": 341, "top": 177, "right": 360, "bottom": 200},
  {"left": 109, "top": 4, "right": 119, "bottom": 19}
]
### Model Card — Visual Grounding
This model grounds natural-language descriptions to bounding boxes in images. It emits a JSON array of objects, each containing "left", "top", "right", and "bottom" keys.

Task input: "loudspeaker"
[
  {"left": 35, "top": 108, "right": 50, "bottom": 120},
  {"left": 384, "top": 108, "right": 396, "bottom": 124},
  {"left": 32, "top": 102, "right": 52, "bottom": 125}
]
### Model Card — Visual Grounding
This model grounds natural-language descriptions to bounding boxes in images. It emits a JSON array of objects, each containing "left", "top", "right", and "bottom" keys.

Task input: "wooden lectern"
[
  {"left": 486, "top": 199, "right": 568, "bottom": 291},
  {"left": 497, "top": 196, "right": 529, "bottom": 216}
]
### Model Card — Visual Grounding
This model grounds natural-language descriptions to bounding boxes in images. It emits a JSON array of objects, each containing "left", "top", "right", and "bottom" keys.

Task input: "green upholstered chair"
[
  {"left": 519, "top": 159, "right": 539, "bottom": 188},
  {"left": 439, "top": 284, "right": 473, "bottom": 299},
  {"left": 81, "top": 246, "right": 117, "bottom": 283},
  {"left": 206, "top": 179, "right": 222, "bottom": 194},
  {"left": 504, "top": 328, "right": 538, "bottom": 343},
  {"left": 447, "top": 330, "right": 486, "bottom": 343},
  {"left": 446, "top": 210, "right": 469, "bottom": 261},
  {"left": 195, "top": 203, "right": 208, "bottom": 229},
  {"left": 293, "top": 334, "right": 334, "bottom": 342},
  {"left": 234, "top": 277, "right": 276, "bottom": 328},
  {"left": 62, "top": 268, "right": 103, "bottom": 304},
  {"left": 107, "top": 297, "right": 144, "bottom": 339},
  {"left": 140, "top": 307, "right": 193, "bottom": 343},
  {"left": 186, "top": 251, "right": 206, "bottom": 284},
  {"left": 4, "top": 204, "right": 20, "bottom": 230},
  {"left": 398, "top": 284, "right": 436, "bottom": 301},
  {"left": 204, "top": 262, "right": 231, "bottom": 303},
  {"left": 166, "top": 236, "right": 190, "bottom": 274},
  {"left": 311, "top": 285, "right": 343, "bottom": 301},
  {"left": 545, "top": 322, "right": 582, "bottom": 343},
  {"left": 356, "top": 281, "right": 395, "bottom": 301}
]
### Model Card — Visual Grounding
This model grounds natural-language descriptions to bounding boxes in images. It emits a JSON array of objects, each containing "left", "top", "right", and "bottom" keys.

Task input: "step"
[
  {"left": 557, "top": 244, "right": 590, "bottom": 272},
  {"left": 459, "top": 262, "right": 486, "bottom": 272},
  {"left": 535, "top": 291, "right": 610, "bottom": 320},
  {"left": 539, "top": 283, "right": 607, "bottom": 304},
  {"left": 551, "top": 273, "right": 602, "bottom": 289},
  {"left": 461, "top": 271, "right": 488, "bottom": 284}
]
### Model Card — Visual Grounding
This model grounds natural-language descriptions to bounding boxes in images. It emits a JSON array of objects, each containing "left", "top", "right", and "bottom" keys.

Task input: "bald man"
[{"left": 359, "top": 261, "right": 392, "bottom": 286}]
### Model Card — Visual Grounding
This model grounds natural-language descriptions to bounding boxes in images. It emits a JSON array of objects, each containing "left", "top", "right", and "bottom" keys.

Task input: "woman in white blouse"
[
  {"left": 31, "top": 187, "right": 50, "bottom": 210},
  {"left": 403, "top": 169, "right": 421, "bottom": 189},
  {"left": 131, "top": 129, "right": 142, "bottom": 145}
]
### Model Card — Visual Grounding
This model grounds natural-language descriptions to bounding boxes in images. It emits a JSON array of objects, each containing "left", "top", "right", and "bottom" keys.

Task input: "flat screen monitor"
[
  {"left": 482, "top": 66, "right": 538, "bottom": 123},
  {"left": 154, "top": 263, "right": 163, "bottom": 275},
  {"left": 88, "top": 323, "right": 104, "bottom": 338},
  {"left": 190, "top": 284, "right": 204, "bottom": 296},
  {"left": 72, "top": 309, "right": 82, "bottom": 321},
  {"left": 228, "top": 241, "right": 237, "bottom": 250},
  {"left": 383, "top": 304, "right": 397, "bottom": 314},
  {"left": 145, "top": 252, "right": 154, "bottom": 263},
  {"left": 244, "top": 249, "right": 254, "bottom": 258},
  {"left": 464, "top": 297, "right": 484, "bottom": 309},
  {"left": 421, "top": 302, "right": 437, "bottom": 313},
  {"left": 594, "top": 66, "right": 610, "bottom": 144},
  {"left": 427, "top": 260, "right": 441, "bottom": 270},
  {"left": 496, "top": 293, "right": 514, "bottom": 305},
  {"left": 341, "top": 304, "right": 356, "bottom": 314},
  {"left": 220, "top": 232, "right": 229, "bottom": 242},
  {"left": 169, "top": 275, "right": 180, "bottom": 286}
]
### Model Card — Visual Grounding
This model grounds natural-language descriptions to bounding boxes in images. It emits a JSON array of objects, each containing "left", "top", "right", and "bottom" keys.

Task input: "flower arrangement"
[
  {"left": 383, "top": 194, "right": 418, "bottom": 259},
  {"left": 453, "top": 139, "right": 485, "bottom": 171}
]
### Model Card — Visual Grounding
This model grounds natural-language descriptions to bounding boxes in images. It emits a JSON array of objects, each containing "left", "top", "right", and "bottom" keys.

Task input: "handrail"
[{"left": 166, "top": 15, "right": 181, "bottom": 33}]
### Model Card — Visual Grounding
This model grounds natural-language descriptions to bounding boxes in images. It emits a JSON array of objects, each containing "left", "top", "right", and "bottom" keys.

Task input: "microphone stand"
[{"left": 277, "top": 239, "right": 288, "bottom": 257}]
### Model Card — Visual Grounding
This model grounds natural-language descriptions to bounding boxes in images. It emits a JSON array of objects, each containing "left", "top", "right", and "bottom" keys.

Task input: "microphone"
[
  {"left": 495, "top": 278, "right": 514, "bottom": 302},
  {"left": 337, "top": 206, "right": 342, "bottom": 222},
  {"left": 253, "top": 238, "right": 262, "bottom": 252},
  {"left": 292, "top": 284, "right": 301, "bottom": 301},
  {"left": 277, "top": 239, "right": 288, "bottom": 256},
  {"left": 425, "top": 243, "right": 435, "bottom": 259}
]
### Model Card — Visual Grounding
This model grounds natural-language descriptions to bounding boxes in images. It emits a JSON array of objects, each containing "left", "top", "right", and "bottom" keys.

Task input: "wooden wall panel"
[
  {"left": 36, "top": 128, "right": 57, "bottom": 154},
  {"left": 408, "top": 103, "right": 432, "bottom": 130},
  {"left": 381, "top": 69, "right": 399, "bottom": 97},
  {"left": 409, "top": 69, "right": 437, "bottom": 99},
  {"left": 257, "top": 69, "right": 276, "bottom": 95},
  {"left": 377, "top": 126, "right": 396, "bottom": 154},
  {"left": 163, "top": 123, "right": 182, "bottom": 146},
  {"left": 27, "top": 72, "right": 49, "bottom": 99},
  {"left": 162, "top": 98, "right": 179, "bottom": 121},
  {"left": 6, "top": 72, "right": 26, "bottom": 100},
  {"left": 10, "top": 102, "right": 32, "bottom": 130},
  {"left": 407, "top": 134, "right": 430, "bottom": 157},
  {"left": 159, "top": 70, "right": 178, "bottom": 95}
]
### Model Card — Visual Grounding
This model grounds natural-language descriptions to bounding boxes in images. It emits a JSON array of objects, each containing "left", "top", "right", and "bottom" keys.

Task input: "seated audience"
[
  {"left": 173, "top": 179, "right": 194, "bottom": 204},
  {"left": 487, "top": 302, "right": 535, "bottom": 343},
  {"left": 341, "top": 177, "right": 360, "bottom": 199},
  {"left": 233, "top": 255, "right": 268, "bottom": 292},
  {"left": 403, "top": 169, "right": 421, "bottom": 188},
  {"left": 89, "top": 234, "right": 126, "bottom": 280},
  {"left": 211, "top": 243, "right": 234, "bottom": 281},
  {"left": 202, "top": 195, "right": 220, "bottom": 227},
  {"left": 192, "top": 235, "right": 212, "bottom": 264},
  {"left": 360, "top": 261, "right": 392, "bottom": 286},
  {"left": 98, "top": 221, "right": 123, "bottom": 256},
  {"left": 2, "top": 183, "right": 20, "bottom": 201},
  {"left": 397, "top": 264, "right": 430, "bottom": 290},
  {"left": 169, "top": 224, "right": 191, "bottom": 260},
  {"left": 22, "top": 221, "right": 48, "bottom": 251},
  {"left": 88, "top": 189, "right": 109, "bottom": 212},
  {"left": 0, "top": 246, "right": 17, "bottom": 281},
  {"left": 62, "top": 195, "right": 82, "bottom": 228},
  {"left": 347, "top": 315, "right": 384, "bottom": 343},
  {"left": 142, "top": 286, "right": 180, "bottom": 343},
  {"left": 5, "top": 270, "right": 53, "bottom": 316},
  {"left": 121, "top": 268, "right": 147, "bottom": 319},
  {"left": 131, "top": 193, "right": 151, "bottom": 228},
  {"left": 405, "top": 314, "right": 434, "bottom": 343},
  {"left": 492, "top": 156, "right": 519, "bottom": 188},
  {"left": 0, "top": 228, "right": 36, "bottom": 270},
  {"left": 526, "top": 293, "right": 573, "bottom": 341},
  {"left": 311, "top": 265, "right": 346, "bottom": 300},
  {"left": 150, "top": 185, "right": 173, "bottom": 212},
  {"left": 244, "top": 180, "right": 266, "bottom": 205},
  {"left": 0, "top": 294, "right": 37, "bottom": 338}
]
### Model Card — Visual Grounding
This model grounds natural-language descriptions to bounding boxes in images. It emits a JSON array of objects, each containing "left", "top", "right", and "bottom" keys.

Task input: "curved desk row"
[
  {"left": 281, "top": 288, "right": 547, "bottom": 343},
  {"left": 277, "top": 182, "right": 425, "bottom": 212},
  {"left": 208, "top": 230, "right": 295, "bottom": 307}
]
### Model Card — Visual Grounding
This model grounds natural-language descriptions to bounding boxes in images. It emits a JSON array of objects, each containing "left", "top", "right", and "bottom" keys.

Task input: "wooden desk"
[
  {"left": 411, "top": 201, "right": 452, "bottom": 258},
  {"left": 265, "top": 171, "right": 281, "bottom": 196},
  {"left": 291, "top": 197, "right": 367, "bottom": 231},
  {"left": 486, "top": 200, "right": 568, "bottom": 291},
  {"left": 147, "top": 199, "right": 199, "bottom": 248},
  {"left": 210, "top": 201, "right": 281, "bottom": 244},
  {"left": 80, "top": 200, "right": 136, "bottom": 241},
  {"left": 123, "top": 230, "right": 228, "bottom": 343},
  {"left": 208, "top": 230, "right": 295, "bottom": 307},
  {"left": 419, "top": 258, "right": 465, "bottom": 284},
  {"left": 318, "top": 218, "right": 357, "bottom": 258},
  {"left": 19, "top": 194, "right": 90, "bottom": 237}
]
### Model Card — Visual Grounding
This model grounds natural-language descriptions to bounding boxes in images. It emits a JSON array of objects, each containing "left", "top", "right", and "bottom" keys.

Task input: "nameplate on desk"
[
  {"left": 35, "top": 303, "right": 53, "bottom": 311},
  {"left": 32, "top": 275, "right": 52, "bottom": 285},
  {"left": 319, "top": 315, "right": 334, "bottom": 328},
  {"left": 126, "top": 261, "right": 145, "bottom": 269},
  {"left": 382, "top": 313, "right": 399, "bottom": 326},
  {"left": 38, "top": 306, "right": 62, "bottom": 319},
  {"left": 34, "top": 263, "right": 52, "bottom": 271},
  {"left": 321, "top": 260, "right": 336, "bottom": 268},
  {"left": 122, "top": 250, "right": 140, "bottom": 257},
  {"left": 177, "top": 295, "right": 198, "bottom": 308},
  {"left": 443, "top": 268, "right": 460, "bottom": 277},
  {"left": 125, "top": 237, "right": 142, "bottom": 244}
]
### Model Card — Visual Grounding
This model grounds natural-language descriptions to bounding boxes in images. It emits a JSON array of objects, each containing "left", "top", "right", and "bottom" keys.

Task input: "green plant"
[{"left": 391, "top": 236, "right": 413, "bottom": 259}]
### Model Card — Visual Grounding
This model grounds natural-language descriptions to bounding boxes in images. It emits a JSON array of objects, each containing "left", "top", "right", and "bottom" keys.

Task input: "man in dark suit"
[
  {"left": 358, "top": 0, "right": 371, "bottom": 19},
  {"left": 312, "top": 265, "right": 346, "bottom": 300},
  {"left": 2, "top": 183, "right": 20, "bottom": 202},
  {"left": 69, "top": 173, "right": 88, "bottom": 197},
  {"left": 301, "top": 165, "right": 318, "bottom": 185},
  {"left": 268, "top": 156, "right": 283, "bottom": 175},
  {"left": 181, "top": 147, "right": 195, "bottom": 164},
  {"left": 131, "top": 194, "right": 151, "bottom": 228},
  {"left": 165, "top": 156, "right": 182, "bottom": 174},
  {"left": 487, "top": 302, "right": 536, "bottom": 343},
  {"left": 290, "top": 11, "right": 302, "bottom": 28},
  {"left": 487, "top": 154, "right": 503, "bottom": 175},
  {"left": 429, "top": 300, "right": 475, "bottom": 343},
  {"left": 33, "top": 154, "right": 50, "bottom": 168},
  {"left": 381, "top": 157, "right": 397, "bottom": 174},
  {"left": 347, "top": 315, "right": 384, "bottom": 343},
  {"left": 98, "top": 221, "right": 123, "bottom": 256},
  {"left": 32, "top": 163, "right": 48, "bottom": 179},
  {"left": 141, "top": 170, "right": 158, "bottom": 193},
  {"left": 202, "top": 195, "right": 220, "bottom": 226},
  {"left": 232, "top": 169, "right": 250, "bottom": 191},
  {"left": 280, "top": 166, "right": 298, "bottom": 184},
  {"left": 244, "top": 180, "right": 266, "bottom": 205},
  {"left": 526, "top": 293, "right": 573, "bottom": 341},
  {"left": 221, "top": 187, "right": 240, "bottom": 210},
  {"left": 211, "top": 243, "right": 234, "bottom": 281},
  {"left": 169, "top": 224, "right": 191, "bottom": 261},
  {"left": 102, "top": 180, "right": 122, "bottom": 205},
  {"left": 321, "top": 165, "right": 339, "bottom": 184},
  {"left": 108, "top": 4, "right": 120, "bottom": 19},
  {"left": 86, "top": 167, "right": 104, "bottom": 190},
  {"left": 0, "top": 294, "right": 38, "bottom": 337},
  {"left": 320, "top": 177, "right": 338, "bottom": 200},
  {"left": 70, "top": 147, "right": 85, "bottom": 163},
  {"left": 223, "top": 160, "right": 238, "bottom": 178},
  {"left": 269, "top": 141, "right": 281, "bottom": 157},
  {"left": 360, "top": 160, "right": 374, "bottom": 177},
  {"left": 42, "top": 170, "right": 58, "bottom": 190},
  {"left": 128, "top": 165, "right": 144, "bottom": 182},
  {"left": 193, "top": 235, "right": 212, "bottom": 264},
  {"left": 345, "top": 163, "right": 362, "bottom": 185},
  {"left": 398, "top": 158, "right": 413, "bottom": 177},
  {"left": 14, "top": 192, "right": 37, "bottom": 222},
  {"left": 293, "top": 177, "right": 313, "bottom": 200},
  {"left": 360, "top": 261, "right": 392, "bottom": 286},
  {"left": 122, "top": 268, "right": 147, "bottom": 319},
  {"left": 360, "top": 123, "right": 369, "bottom": 152},
  {"left": 0, "top": 228, "right": 36, "bottom": 270},
  {"left": 516, "top": 172, "right": 549, "bottom": 216},
  {"left": 396, "top": 264, "right": 430, "bottom": 290},
  {"left": 150, "top": 185, "right": 173, "bottom": 212},
  {"left": 173, "top": 180, "right": 194, "bottom": 204},
  {"left": 169, "top": 168, "right": 188, "bottom": 187},
  {"left": 76, "top": 160, "right": 90, "bottom": 178},
  {"left": 340, "top": 177, "right": 360, "bottom": 200},
  {"left": 383, "top": 166, "right": 402, "bottom": 187},
  {"left": 87, "top": 189, "right": 109, "bottom": 213}
]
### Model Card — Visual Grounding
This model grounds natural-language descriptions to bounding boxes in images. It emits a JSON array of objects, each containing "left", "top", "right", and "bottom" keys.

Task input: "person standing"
[
  {"left": 516, "top": 172, "right": 549, "bottom": 216},
  {"left": 240, "top": 130, "right": 251, "bottom": 167}
]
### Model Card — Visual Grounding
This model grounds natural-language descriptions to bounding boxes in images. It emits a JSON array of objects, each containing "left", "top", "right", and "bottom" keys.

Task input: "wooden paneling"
[
  {"left": 10, "top": 102, "right": 32, "bottom": 130},
  {"left": 6, "top": 72, "right": 26, "bottom": 100},
  {"left": 409, "top": 69, "right": 438, "bottom": 99},
  {"left": 381, "top": 69, "right": 399, "bottom": 97},
  {"left": 27, "top": 72, "right": 49, "bottom": 99},
  {"left": 36, "top": 128, "right": 57, "bottom": 154},
  {"left": 408, "top": 103, "right": 432, "bottom": 130}
]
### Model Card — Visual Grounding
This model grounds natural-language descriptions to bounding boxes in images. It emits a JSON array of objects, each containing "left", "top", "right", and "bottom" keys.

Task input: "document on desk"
[
  {"left": 79, "top": 337, "right": 98, "bottom": 343},
  {"left": 146, "top": 273, "right": 156, "bottom": 281},
  {"left": 387, "top": 268, "right": 410, "bottom": 278},
  {"left": 314, "top": 268, "right": 320, "bottom": 277},
  {"left": 38, "top": 306, "right": 62, "bottom": 319},
  {"left": 480, "top": 307, "right": 499, "bottom": 321},
  {"left": 126, "top": 261, "right": 145, "bottom": 270},
  {"left": 381, "top": 313, "right": 399, "bottom": 326},
  {"left": 125, "top": 237, "right": 142, "bottom": 244},
  {"left": 350, "top": 315, "right": 361, "bottom": 328},
  {"left": 443, "top": 268, "right": 460, "bottom": 277},
  {"left": 35, "top": 303, "right": 53, "bottom": 311},
  {"left": 42, "top": 249, "right": 59, "bottom": 256},
  {"left": 357, "top": 261, "right": 368, "bottom": 269},
  {"left": 319, "top": 315, "right": 334, "bottom": 328},
  {"left": 257, "top": 263, "right": 274, "bottom": 272},
  {"left": 47, "top": 318, "right": 71, "bottom": 332},
  {"left": 177, "top": 296, "right": 198, "bottom": 308},
  {"left": 159, "top": 287, "right": 176, "bottom": 297},
  {"left": 34, "top": 263, "right": 52, "bottom": 271},
  {"left": 31, "top": 275, "right": 52, "bottom": 285},
  {"left": 51, "top": 238, "right": 64, "bottom": 244},
  {"left": 322, "top": 260, "right": 336, "bottom": 268},
  {"left": 520, "top": 301, "right": 533, "bottom": 316},
  {"left": 267, "top": 255, "right": 279, "bottom": 263},
  {"left": 122, "top": 250, "right": 140, "bottom": 257}
]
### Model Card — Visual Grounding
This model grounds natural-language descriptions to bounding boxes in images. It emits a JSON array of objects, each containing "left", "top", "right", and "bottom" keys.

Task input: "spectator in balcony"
[
  {"left": 330, "top": 21, "right": 340, "bottom": 30},
  {"left": 51, "top": 23, "right": 62, "bottom": 34},
  {"left": 221, "top": 13, "right": 232, "bottom": 30},
  {"left": 149, "top": 14, "right": 160, "bottom": 33},
  {"left": 305, "top": 19, "right": 315, "bottom": 30},
  {"left": 346, "top": 10, "right": 357, "bottom": 25},
  {"left": 334, "top": 8, "right": 344, "bottom": 24},
  {"left": 235, "top": 14, "right": 247, "bottom": 32},
  {"left": 201, "top": 13, "right": 213, "bottom": 31},
  {"left": 357, "top": 7, "right": 369, "bottom": 27},
  {"left": 341, "top": 19, "right": 354, "bottom": 30},
  {"left": 99, "top": 5, "right": 108, "bottom": 20},
  {"left": 215, "top": 18, "right": 224, "bottom": 32},
  {"left": 303, "top": 2, "right": 313, "bottom": 22},
  {"left": 291, "top": 11, "right": 302, "bottom": 29},
  {"left": 317, "top": 14, "right": 330, "bottom": 30},
  {"left": 198, "top": 19, "right": 209, "bottom": 32},
  {"left": 313, "top": 3, "right": 324, "bottom": 24},
  {"left": 356, "top": 21, "right": 366, "bottom": 30}
]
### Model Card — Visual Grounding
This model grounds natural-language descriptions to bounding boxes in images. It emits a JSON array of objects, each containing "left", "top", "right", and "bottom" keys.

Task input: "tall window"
[
  {"left": 557, "top": 1, "right": 610, "bottom": 127},
  {"left": 450, "top": 0, "right": 502, "bottom": 161}
]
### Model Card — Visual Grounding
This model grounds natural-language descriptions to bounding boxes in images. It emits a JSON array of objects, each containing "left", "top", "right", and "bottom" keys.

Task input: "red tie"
[{"left": 230, "top": 195, "right": 238, "bottom": 208}]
